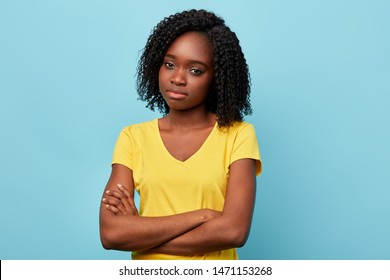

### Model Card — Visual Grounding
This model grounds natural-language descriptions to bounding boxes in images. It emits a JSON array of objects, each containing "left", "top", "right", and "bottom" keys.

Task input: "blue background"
[{"left": 1, "top": 0, "right": 389, "bottom": 259}]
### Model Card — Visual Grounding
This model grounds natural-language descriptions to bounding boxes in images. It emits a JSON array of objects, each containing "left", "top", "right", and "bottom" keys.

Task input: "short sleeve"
[
  {"left": 230, "top": 123, "right": 262, "bottom": 175},
  {"left": 112, "top": 128, "right": 133, "bottom": 170}
]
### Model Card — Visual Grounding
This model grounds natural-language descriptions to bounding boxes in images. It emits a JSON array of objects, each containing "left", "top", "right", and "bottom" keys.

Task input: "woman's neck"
[{"left": 161, "top": 109, "right": 216, "bottom": 130}]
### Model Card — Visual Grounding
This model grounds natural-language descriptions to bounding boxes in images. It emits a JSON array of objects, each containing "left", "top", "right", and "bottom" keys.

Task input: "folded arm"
[
  {"left": 147, "top": 158, "right": 257, "bottom": 255},
  {"left": 99, "top": 164, "right": 220, "bottom": 252}
]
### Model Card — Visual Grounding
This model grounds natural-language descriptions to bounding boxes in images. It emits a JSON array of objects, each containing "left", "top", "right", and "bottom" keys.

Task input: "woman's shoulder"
[
  {"left": 120, "top": 118, "right": 157, "bottom": 134},
  {"left": 232, "top": 120, "right": 254, "bottom": 129},
  {"left": 219, "top": 120, "right": 255, "bottom": 134}
]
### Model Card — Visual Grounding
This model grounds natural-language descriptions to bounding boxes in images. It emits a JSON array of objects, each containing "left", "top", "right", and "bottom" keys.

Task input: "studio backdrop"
[{"left": 0, "top": 0, "right": 389, "bottom": 259}]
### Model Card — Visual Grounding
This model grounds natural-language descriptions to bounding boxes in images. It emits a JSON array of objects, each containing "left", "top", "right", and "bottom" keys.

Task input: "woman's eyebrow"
[{"left": 164, "top": 54, "right": 209, "bottom": 68}]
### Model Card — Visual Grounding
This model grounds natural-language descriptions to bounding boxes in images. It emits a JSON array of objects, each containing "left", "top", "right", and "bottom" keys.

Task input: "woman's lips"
[{"left": 166, "top": 90, "right": 187, "bottom": 100}]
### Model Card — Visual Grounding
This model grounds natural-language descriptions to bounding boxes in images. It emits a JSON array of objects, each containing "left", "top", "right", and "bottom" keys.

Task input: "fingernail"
[
  {"left": 117, "top": 184, "right": 123, "bottom": 188},
  {"left": 102, "top": 198, "right": 106, "bottom": 202},
  {"left": 106, "top": 190, "right": 110, "bottom": 194}
]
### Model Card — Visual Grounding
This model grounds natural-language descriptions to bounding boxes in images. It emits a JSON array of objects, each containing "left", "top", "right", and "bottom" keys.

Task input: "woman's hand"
[
  {"left": 100, "top": 164, "right": 224, "bottom": 252},
  {"left": 102, "top": 184, "right": 139, "bottom": 216},
  {"left": 141, "top": 158, "right": 257, "bottom": 255}
]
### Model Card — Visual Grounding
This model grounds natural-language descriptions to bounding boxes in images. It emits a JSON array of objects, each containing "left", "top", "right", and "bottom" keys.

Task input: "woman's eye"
[
  {"left": 164, "top": 62, "right": 175, "bottom": 69},
  {"left": 190, "top": 68, "right": 203, "bottom": 75}
]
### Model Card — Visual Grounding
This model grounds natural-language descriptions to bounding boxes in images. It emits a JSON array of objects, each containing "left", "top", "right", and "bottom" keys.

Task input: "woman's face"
[{"left": 158, "top": 31, "right": 214, "bottom": 112}]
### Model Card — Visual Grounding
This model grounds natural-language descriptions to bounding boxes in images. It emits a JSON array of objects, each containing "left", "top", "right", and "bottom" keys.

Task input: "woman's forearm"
[
  {"left": 148, "top": 159, "right": 257, "bottom": 256},
  {"left": 100, "top": 208, "right": 218, "bottom": 252},
  {"left": 147, "top": 214, "right": 249, "bottom": 256},
  {"left": 100, "top": 164, "right": 219, "bottom": 252}
]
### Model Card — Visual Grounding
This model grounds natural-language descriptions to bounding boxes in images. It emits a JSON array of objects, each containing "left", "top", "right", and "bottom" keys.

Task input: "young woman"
[{"left": 99, "top": 9, "right": 262, "bottom": 260}]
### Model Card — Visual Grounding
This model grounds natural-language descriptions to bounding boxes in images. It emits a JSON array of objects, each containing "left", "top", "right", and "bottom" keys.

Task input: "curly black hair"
[{"left": 136, "top": 9, "right": 252, "bottom": 127}]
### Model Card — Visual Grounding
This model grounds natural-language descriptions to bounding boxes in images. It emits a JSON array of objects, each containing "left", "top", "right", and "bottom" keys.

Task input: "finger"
[
  {"left": 105, "top": 204, "right": 119, "bottom": 214},
  {"left": 106, "top": 187, "right": 137, "bottom": 215},
  {"left": 117, "top": 184, "right": 132, "bottom": 198},
  {"left": 109, "top": 190, "right": 131, "bottom": 208},
  {"left": 114, "top": 185, "right": 135, "bottom": 213},
  {"left": 102, "top": 196, "right": 120, "bottom": 206},
  {"left": 106, "top": 190, "right": 130, "bottom": 209},
  {"left": 106, "top": 189, "right": 124, "bottom": 199},
  {"left": 105, "top": 189, "right": 123, "bottom": 198},
  {"left": 103, "top": 196, "right": 127, "bottom": 214}
]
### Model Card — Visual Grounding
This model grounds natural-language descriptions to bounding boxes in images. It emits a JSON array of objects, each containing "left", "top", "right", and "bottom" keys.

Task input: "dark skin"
[
  {"left": 100, "top": 31, "right": 257, "bottom": 255},
  {"left": 158, "top": 30, "right": 216, "bottom": 162}
]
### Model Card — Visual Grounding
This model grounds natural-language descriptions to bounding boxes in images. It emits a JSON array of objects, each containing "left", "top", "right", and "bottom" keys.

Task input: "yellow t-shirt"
[{"left": 112, "top": 119, "right": 261, "bottom": 260}]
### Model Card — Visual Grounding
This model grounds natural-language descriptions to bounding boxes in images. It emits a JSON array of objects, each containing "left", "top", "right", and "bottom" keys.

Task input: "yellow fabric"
[{"left": 112, "top": 118, "right": 261, "bottom": 260}]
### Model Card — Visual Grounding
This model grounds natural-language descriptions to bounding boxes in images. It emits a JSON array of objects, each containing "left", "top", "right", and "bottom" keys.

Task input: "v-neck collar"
[{"left": 155, "top": 118, "right": 218, "bottom": 164}]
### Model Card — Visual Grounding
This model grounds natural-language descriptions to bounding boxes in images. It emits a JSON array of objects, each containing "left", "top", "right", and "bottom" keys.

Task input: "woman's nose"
[{"left": 170, "top": 69, "right": 186, "bottom": 86}]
